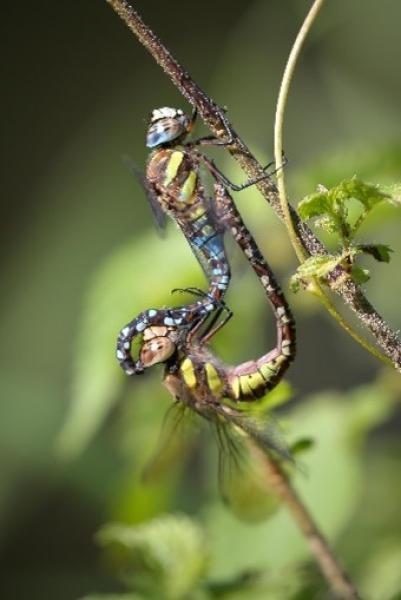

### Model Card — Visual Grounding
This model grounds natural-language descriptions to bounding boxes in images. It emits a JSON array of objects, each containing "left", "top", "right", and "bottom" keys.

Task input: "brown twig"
[
  {"left": 261, "top": 452, "right": 361, "bottom": 599},
  {"left": 106, "top": 0, "right": 401, "bottom": 371},
  {"left": 105, "top": 1, "right": 366, "bottom": 596}
]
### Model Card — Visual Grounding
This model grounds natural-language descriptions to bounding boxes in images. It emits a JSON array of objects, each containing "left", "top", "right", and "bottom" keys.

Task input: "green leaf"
[
  {"left": 356, "top": 243, "right": 393, "bottom": 263},
  {"left": 97, "top": 515, "right": 209, "bottom": 599},
  {"left": 290, "top": 255, "right": 341, "bottom": 291},
  {"left": 298, "top": 177, "right": 392, "bottom": 240},
  {"left": 313, "top": 215, "right": 339, "bottom": 234},
  {"left": 298, "top": 190, "right": 332, "bottom": 221},
  {"left": 379, "top": 182, "right": 401, "bottom": 205},
  {"left": 337, "top": 178, "right": 390, "bottom": 211},
  {"left": 297, "top": 255, "right": 342, "bottom": 278},
  {"left": 350, "top": 266, "right": 371, "bottom": 284}
]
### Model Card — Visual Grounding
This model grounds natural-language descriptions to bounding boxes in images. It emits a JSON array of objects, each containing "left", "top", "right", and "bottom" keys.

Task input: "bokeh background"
[{"left": 1, "top": 1, "right": 401, "bottom": 598}]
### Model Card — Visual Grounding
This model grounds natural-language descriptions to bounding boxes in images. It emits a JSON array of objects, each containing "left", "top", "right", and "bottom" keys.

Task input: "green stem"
[
  {"left": 274, "top": 0, "right": 326, "bottom": 263},
  {"left": 273, "top": 0, "right": 391, "bottom": 367}
]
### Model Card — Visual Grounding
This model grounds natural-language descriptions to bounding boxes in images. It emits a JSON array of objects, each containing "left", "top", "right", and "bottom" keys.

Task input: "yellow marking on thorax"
[
  {"left": 180, "top": 357, "right": 197, "bottom": 389},
  {"left": 205, "top": 363, "right": 224, "bottom": 396},
  {"left": 164, "top": 151, "right": 184, "bottom": 187},
  {"left": 179, "top": 170, "right": 197, "bottom": 203}
]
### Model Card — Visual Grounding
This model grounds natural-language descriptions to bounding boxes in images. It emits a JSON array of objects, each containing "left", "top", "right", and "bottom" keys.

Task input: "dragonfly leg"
[
  {"left": 197, "top": 304, "right": 234, "bottom": 346},
  {"left": 171, "top": 286, "right": 207, "bottom": 298},
  {"left": 171, "top": 287, "right": 232, "bottom": 345},
  {"left": 188, "top": 134, "right": 234, "bottom": 148},
  {"left": 187, "top": 107, "right": 234, "bottom": 147},
  {"left": 199, "top": 154, "right": 276, "bottom": 192}
]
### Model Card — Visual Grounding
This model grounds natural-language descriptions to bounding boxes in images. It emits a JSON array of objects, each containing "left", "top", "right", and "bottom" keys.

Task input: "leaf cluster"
[{"left": 291, "top": 177, "right": 397, "bottom": 291}]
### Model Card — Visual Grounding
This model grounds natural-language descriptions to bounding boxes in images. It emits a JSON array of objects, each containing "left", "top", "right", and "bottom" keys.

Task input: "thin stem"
[
  {"left": 273, "top": 0, "right": 392, "bottom": 366},
  {"left": 274, "top": 0, "right": 325, "bottom": 264},
  {"left": 260, "top": 451, "right": 361, "bottom": 599},
  {"left": 106, "top": 0, "right": 401, "bottom": 371}
]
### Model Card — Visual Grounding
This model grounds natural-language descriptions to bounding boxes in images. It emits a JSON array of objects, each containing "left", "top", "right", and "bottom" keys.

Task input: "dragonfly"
[
  {"left": 117, "top": 106, "right": 272, "bottom": 375},
  {"left": 133, "top": 183, "right": 296, "bottom": 519}
]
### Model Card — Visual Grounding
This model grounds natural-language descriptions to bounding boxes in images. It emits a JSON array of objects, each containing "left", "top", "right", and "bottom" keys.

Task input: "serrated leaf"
[
  {"left": 379, "top": 182, "right": 401, "bottom": 205},
  {"left": 336, "top": 178, "right": 390, "bottom": 211},
  {"left": 291, "top": 255, "right": 342, "bottom": 291},
  {"left": 298, "top": 177, "right": 392, "bottom": 240},
  {"left": 351, "top": 266, "right": 371, "bottom": 284},
  {"left": 357, "top": 243, "right": 393, "bottom": 263},
  {"left": 97, "top": 515, "right": 209, "bottom": 599},
  {"left": 298, "top": 255, "right": 342, "bottom": 278},
  {"left": 298, "top": 192, "right": 332, "bottom": 221},
  {"left": 313, "top": 215, "right": 339, "bottom": 234}
]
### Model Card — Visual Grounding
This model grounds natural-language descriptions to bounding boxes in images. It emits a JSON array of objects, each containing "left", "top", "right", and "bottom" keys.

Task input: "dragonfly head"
[
  {"left": 146, "top": 107, "right": 192, "bottom": 148},
  {"left": 139, "top": 325, "right": 178, "bottom": 368}
]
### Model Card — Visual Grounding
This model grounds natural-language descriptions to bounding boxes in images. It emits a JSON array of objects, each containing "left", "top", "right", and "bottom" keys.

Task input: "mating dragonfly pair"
[{"left": 116, "top": 106, "right": 296, "bottom": 517}]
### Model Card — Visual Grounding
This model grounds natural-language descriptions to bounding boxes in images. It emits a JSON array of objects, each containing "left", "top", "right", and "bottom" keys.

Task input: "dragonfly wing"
[
  {"left": 142, "top": 401, "right": 198, "bottom": 483},
  {"left": 221, "top": 404, "right": 293, "bottom": 463},
  {"left": 123, "top": 154, "right": 167, "bottom": 231},
  {"left": 214, "top": 417, "right": 282, "bottom": 522}
]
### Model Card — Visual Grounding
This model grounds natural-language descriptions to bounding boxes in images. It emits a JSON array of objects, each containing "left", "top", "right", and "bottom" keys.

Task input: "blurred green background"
[{"left": 2, "top": 1, "right": 401, "bottom": 598}]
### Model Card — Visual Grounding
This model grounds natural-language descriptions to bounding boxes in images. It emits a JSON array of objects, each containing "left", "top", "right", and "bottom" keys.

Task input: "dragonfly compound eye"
[
  {"left": 146, "top": 106, "right": 189, "bottom": 148},
  {"left": 139, "top": 337, "right": 177, "bottom": 367}
]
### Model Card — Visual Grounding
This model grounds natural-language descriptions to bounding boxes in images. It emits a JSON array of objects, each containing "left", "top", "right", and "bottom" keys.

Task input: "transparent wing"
[
  {"left": 211, "top": 405, "right": 292, "bottom": 522},
  {"left": 225, "top": 407, "right": 293, "bottom": 463},
  {"left": 142, "top": 401, "right": 198, "bottom": 483},
  {"left": 123, "top": 154, "right": 167, "bottom": 231}
]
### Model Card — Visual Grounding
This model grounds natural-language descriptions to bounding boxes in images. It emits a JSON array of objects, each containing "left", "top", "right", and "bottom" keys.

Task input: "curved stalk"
[
  {"left": 274, "top": 0, "right": 325, "bottom": 263},
  {"left": 273, "top": 0, "right": 392, "bottom": 367}
]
